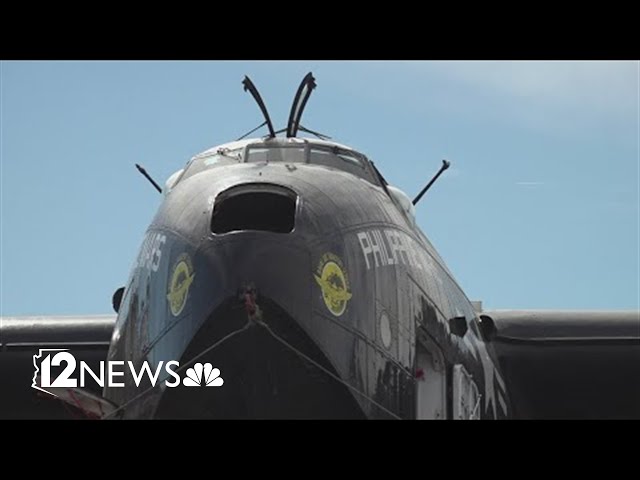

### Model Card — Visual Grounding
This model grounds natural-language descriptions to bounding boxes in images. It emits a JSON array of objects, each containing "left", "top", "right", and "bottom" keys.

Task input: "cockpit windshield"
[
  {"left": 179, "top": 141, "right": 381, "bottom": 186},
  {"left": 246, "top": 145, "right": 306, "bottom": 164},
  {"left": 245, "top": 143, "right": 377, "bottom": 184}
]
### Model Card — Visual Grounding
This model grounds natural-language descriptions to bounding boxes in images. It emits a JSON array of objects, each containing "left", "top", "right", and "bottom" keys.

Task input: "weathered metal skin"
[{"left": 104, "top": 138, "right": 510, "bottom": 419}]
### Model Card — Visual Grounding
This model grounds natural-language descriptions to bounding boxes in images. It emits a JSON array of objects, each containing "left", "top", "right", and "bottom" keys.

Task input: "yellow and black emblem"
[
  {"left": 167, "top": 253, "right": 195, "bottom": 317},
  {"left": 314, "top": 253, "right": 352, "bottom": 317}
]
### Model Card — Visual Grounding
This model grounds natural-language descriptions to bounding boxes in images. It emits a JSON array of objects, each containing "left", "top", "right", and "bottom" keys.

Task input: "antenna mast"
[
  {"left": 412, "top": 160, "right": 451, "bottom": 206},
  {"left": 241, "top": 76, "right": 276, "bottom": 138},
  {"left": 286, "top": 73, "right": 317, "bottom": 138}
]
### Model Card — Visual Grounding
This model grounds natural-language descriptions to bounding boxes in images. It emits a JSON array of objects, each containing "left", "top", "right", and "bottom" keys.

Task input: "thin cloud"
[
  {"left": 422, "top": 61, "right": 637, "bottom": 117},
  {"left": 378, "top": 61, "right": 638, "bottom": 137},
  {"left": 516, "top": 181, "right": 545, "bottom": 186}
]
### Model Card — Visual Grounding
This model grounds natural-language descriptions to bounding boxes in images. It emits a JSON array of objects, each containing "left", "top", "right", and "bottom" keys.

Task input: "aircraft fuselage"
[{"left": 104, "top": 137, "right": 510, "bottom": 419}]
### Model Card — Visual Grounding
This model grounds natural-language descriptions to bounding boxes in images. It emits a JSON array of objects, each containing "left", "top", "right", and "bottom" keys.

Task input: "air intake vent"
[{"left": 211, "top": 184, "right": 297, "bottom": 234}]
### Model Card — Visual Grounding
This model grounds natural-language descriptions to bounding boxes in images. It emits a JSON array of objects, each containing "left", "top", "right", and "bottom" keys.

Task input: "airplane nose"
[
  {"left": 149, "top": 216, "right": 363, "bottom": 418},
  {"left": 142, "top": 179, "right": 369, "bottom": 419},
  {"left": 106, "top": 170, "right": 371, "bottom": 418}
]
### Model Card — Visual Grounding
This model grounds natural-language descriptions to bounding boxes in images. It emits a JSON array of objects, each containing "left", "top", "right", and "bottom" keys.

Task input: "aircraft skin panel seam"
[{"left": 312, "top": 308, "right": 415, "bottom": 378}]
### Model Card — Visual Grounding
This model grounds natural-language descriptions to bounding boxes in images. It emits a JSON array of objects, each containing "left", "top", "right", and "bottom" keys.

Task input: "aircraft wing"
[
  {"left": 2, "top": 312, "right": 639, "bottom": 419},
  {"left": 0, "top": 315, "right": 116, "bottom": 419},
  {"left": 485, "top": 310, "right": 640, "bottom": 419}
]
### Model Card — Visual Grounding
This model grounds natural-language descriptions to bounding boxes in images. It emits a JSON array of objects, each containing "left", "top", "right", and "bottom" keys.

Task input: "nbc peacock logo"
[{"left": 182, "top": 362, "right": 224, "bottom": 387}]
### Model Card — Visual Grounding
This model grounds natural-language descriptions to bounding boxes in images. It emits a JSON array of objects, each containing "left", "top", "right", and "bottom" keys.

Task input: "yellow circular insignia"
[
  {"left": 314, "top": 253, "right": 352, "bottom": 317},
  {"left": 167, "top": 253, "right": 195, "bottom": 317}
]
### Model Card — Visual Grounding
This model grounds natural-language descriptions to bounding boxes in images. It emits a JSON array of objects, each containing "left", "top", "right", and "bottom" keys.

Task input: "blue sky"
[{"left": 1, "top": 61, "right": 638, "bottom": 315}]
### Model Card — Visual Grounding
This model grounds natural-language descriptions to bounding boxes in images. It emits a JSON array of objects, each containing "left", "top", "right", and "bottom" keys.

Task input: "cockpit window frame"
[
  {"left": 309, "top": 145, "right": 367, "bottom": 169},
  {"left": 178, "top": 147, "right": 245, "bottom": 184},
  {"left": 245, "top": 143, "right": 309, "bottom": 165},
  {"left": 243, "top": 141, "right": 383, "bottom": 187},
  {"left": 175, "top": 141, "right": 385, "bottom": 190}
]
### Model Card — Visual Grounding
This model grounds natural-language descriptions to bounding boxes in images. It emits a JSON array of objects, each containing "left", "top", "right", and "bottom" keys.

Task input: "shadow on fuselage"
[{"left": 154, "top": 296, "right": 366, "bottom": 419}]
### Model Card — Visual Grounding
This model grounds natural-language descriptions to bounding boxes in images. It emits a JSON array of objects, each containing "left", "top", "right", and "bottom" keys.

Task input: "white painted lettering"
[{"left": 357, "top": 232, "right": 373, "bottom": 270}]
